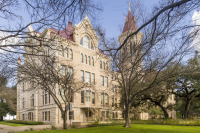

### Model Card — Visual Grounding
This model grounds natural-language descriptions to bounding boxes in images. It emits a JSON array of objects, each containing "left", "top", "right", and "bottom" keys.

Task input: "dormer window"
[
  {"left": 80, "top": 38, "right": 83, "bottom": 45},
  {"left": 84, "top": 36, "right": 89, "bottom": 48},
  {"left": 91, "top": 43, "right": 94, "bottom": 50}
]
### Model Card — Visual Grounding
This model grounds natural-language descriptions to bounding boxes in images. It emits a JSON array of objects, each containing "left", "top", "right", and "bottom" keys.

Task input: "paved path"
[{"left": 0, "top": 124, "right": 51, "bottom": 133}]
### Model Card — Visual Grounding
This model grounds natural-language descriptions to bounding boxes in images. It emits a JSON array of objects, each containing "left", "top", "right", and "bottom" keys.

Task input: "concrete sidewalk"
[{"left": 0, "top": 124, "right": 51, "bottom": 133}]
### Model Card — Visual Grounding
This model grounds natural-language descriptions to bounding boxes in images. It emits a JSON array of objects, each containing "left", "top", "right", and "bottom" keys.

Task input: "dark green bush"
[{"left": 4, "top": 120, "right": 43, "bottom": 125}]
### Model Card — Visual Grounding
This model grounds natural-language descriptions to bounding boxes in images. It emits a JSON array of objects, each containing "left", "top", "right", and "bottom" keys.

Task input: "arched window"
[
  {"left": 91, "top": 43, "right": 94, "bottom": 50},
  {"left": 60, "top": 46, "right": 63, "bottom": 56},
  {"left": 84, "top": 36, "right": 89, "bottom": 48},
  {"left": 91, "top": 57, "right": 94, "bottom": 66},
  {"left": 85, "top": 55, "right": 87, "bottom": 64},
  {"left": 70, "top": 49, "right": 73, "bottom": 59},
  {"left": 88, "top": 56, "right": 90, "bottom": 65},
  {"left": 100, "top": 61, "right": 102, "bottom": 69},
  {"left": 81, "top": 53, "right": 83, "bottom": 63},
  {"left": 103, "top": 62, "right": 105, "bottom": 70},
  {"left": 65, "top": 48, "right": 68, "bottom": 58},
  {"left": 80, "top": 38, "right": 83, "bottom": 45}
]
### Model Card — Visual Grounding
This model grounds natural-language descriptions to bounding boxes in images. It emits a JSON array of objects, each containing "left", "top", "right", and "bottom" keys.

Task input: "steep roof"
[
  {"left": 122, "top": 11, "right": 138, "bottom": 33},
  {"left": 49, "top": 22, "right": 74, "bottom": 42}
]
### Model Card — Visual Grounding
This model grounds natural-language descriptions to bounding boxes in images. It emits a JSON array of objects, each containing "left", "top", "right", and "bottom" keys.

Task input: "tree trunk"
[
  {"left": 184, "top": 99, "right": 191, "bottom": 119},
  {"left": 62, "top": 111, "right": 67, "bottom": 129},
  {"left": 158, "top": 104, "right": 169, "bottom": 118},
  {"left": 124, "top": 99, "right": 131, "bottom": 127},
  {"left": 0, "top": 116, "right": 3, "bottom": 121}
]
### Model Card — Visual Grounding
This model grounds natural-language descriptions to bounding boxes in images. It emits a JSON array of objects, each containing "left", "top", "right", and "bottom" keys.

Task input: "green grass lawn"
[
  {"left": 0, "top": 121, "right": 26, "bottom": 126},
  {"left": 18, "top": 124, "right": 200, "bottom": 133}
]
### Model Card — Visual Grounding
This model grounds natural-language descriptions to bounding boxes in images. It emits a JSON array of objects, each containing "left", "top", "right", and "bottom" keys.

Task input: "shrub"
[
  {"left": 51, "top": 125, "right": 57, "bottom": 130},
  {"left": 71, "top": 124, "right": 77, "bottom": 128},
  {"left": 4, "top": 120, "right": 43, "bottom": 125}
]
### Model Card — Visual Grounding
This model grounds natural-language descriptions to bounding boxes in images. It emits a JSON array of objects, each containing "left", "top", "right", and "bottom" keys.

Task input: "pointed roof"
[
  {"left": 122, "top": 11, "right": 138, "bottom": 33},
  {"left": 49, "top": 22, "right": 74, "bottom": 42}
]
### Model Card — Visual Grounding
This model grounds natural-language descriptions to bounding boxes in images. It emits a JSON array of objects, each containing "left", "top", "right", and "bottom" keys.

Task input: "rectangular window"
[
  {"left": 101, "top": 93, "right": 104, "bottom": 105},
  {"left": 68, "top": 67, "right": 73, "bottom": 79},
  {"left": 111, "top": 85, "right": 113, "bottom": 92},
  {"left": 61, "top": 65, "right": 66, "bottom": 76},
  {"left": 85, "top": 72, "right": 90, "bottom": 83},
  {"left": 86, "top": 90, "right": 90, "bottom": 102},
  {"left": 69, "top": 111, "right": 74, "bottom": 120},
  {"left": 111, "top": 74, "right": 113, "bottom": 80},
  {"left": 105, "top": 94, "right": 108, "bottom": 105},
  {"left": 105, "top": 77, "right": 108, "bottom": 87},
  {"left": 114, "top": 85, "right": 117, "bottom": 94},
  {"left": 42, "top": 112, "right": 44, "bottom": 121},
  {"left": 81, "top": 70, "right": 84, "bottom": 82},
  {"left": 81, "top": 91, "right": 84, "bottom": 103},
  {"left": 115, "top": 98, "right": 117, "bottom": 107},
  {"left": 112, "top": 112, "right": 115, "bottom": 119},
  {"left": 91, "top": 73, "right": 95, "bottom": 84},
  {"left": 22, "top": 114, "right": 25, "bottom": 120},
  {"left": 92, "top": 92, "right": 95, "bottom": 104},
  {"left": 45, "top": 111, "right": 47, "bottom": 121},
  {"left": 100, "top": 76, "right": 104, "bottom": 86},
  {"left": 61, "top": 88, "right": 66, "bottom": 102},
  {"left": 48, "top": 111, "right": 50, "bottom": 121},
  {"left": 106, "top": 111, "right": 109, "bottom": 118},
  {"left": 65, "top": 49, "right": 68, "bottom": 58},
  {"left": 112, "top": 97, "right": 114, "bottom": 107},
  {"left": 70, "top": 49, "right": 73, "bottom": 59}
]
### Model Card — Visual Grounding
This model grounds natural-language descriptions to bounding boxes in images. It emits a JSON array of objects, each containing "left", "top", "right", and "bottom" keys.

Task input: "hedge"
[{"left": 4, "top": 120, "right": 43, "bottom": 125}]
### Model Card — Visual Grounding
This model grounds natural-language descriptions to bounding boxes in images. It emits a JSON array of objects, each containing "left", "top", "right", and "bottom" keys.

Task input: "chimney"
[{"left": 68, "top": 22, "right": 72, "bottom": 27}]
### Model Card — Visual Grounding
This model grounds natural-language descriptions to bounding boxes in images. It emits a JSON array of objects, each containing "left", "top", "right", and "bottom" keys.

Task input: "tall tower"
[{"left": 118, "top": 4, "right": 143, "bottom": 71}]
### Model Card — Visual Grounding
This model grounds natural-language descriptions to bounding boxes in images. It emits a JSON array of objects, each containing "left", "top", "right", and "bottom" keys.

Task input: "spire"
[
  {"left": 122, "top": 4, "right": 138, "bottom": 34},
  {"left": 128, "top": 2, "right": 131, "bottom": 12}
]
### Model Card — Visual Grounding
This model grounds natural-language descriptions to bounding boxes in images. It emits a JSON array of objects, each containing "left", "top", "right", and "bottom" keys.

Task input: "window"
[
  {"left": 112, "top": 112, "right": 115, "bottom": 118},
  {"left": 28, "top": 112, "right": 33, "bottom": 121},
  {"left": 85, "top": 111, "right": 92, "bottom": 117},
  {"left": 81, "top": 54, "right": 83, "bottom": 63},
  {"left": 42, "top": 91, "right": 50, "bottom": 105},
  {"left": 112, "top": 97, "right": 114, "bottom": 107},
  {"left": 104, "top": 77, "right": 108, "bottom": 87},
  {"left": 101, "top": 93, "right": 104, "bottom": 105},
  {"left": 113, "top": 75, "right": 116, "bottom": 80},
  {"left": 100, "top": 76, "right": 104, "bottom": 86},
  {"left": 91, "top": 43, "right": 94, "bottom": 50},
  {"left": 105, "top": 63, "right": 108, "bottom": 70},
  {"left": 111, "top": 85, "right": 113, "bottom": 92},
  {"left": 84, "top": 36, "right": 89, "bottom": 48},
  {"left": 85, "top": 72, "right": 90, "bottom": 83},
  {"left": 70, "top": 89, "right": 74, "bottom": 102},
  {"left": 88, "top": 56, "right": 90, "bottom": 65},
  {"left": 81, "top": 91, "right": 84, "bottom": 103},
  {"left": 22, "top": 114, "right": 25, "bottom": 120},
  {"left": 114, "top": 85, "right": 117, "bottom": 93},
  {"left": 85, "top": 55, "right": 87, "bottom": 64},
  {"left": 22, "top": 82, "right": 25, "bottom": 92},
  {"left": 100, "top": 61, "right": 102, "bottom": 69},
  {"left": 81, "top": 70, "right": 84, "bottom": 82},
  {"left": 30, "top": 94, "right": 34, "bottom": 107},
  {"left": 92, "top": 92, "right": 95, "bottom": 104},
  {"left": 86, "top": 90, "right": 90, "bottom": 102},
  {"left": 61, "top": 88, "right": 65, "bottom": 102},
  {"left": 103, "top": 62, "right": 105, "bottom": 70},
  {"left": 111, "top": 74, "right": 113, "bottom": 80},
  {"left": 91, "top": 57, "right": 94, "bottom": 66},
  {"left": 106, "top": 111, "right": 109, "bottom": 118},
  {"left": 115, "top": 98, "right": 117, "bottom": 107},
  {"left": 42, "top": 111, "right": 50, "bottom": 121},
  {"left": 60, "top": 46, "right": 63, "bottom": 56},
  {"left": 61, "top": 65, "right": 66, "bottom": 76},
  {"left": 105, "top": 93, "right": 108, "bottom": 105},
  {"left": 65, "top": 48, "right": 68, "bottom": 58},
  {"left": 80, "top": 38, "right": 83, "bottom": 45},
  {"left": 70, "top": 49, "right": 73, "bottom": 59},
  {"left": 115, "top": 112, "right": 118, "bottom": 119},
  {"left": 91, "top": 73, "right": 95, "bottom": 84},
  {"left": 69, "top": 111, "right": 74, "bottom": 120},
  {"left": 22, "top": 98, "right": 25, "bottom": 109},
  {"left": 68, "top": 67, "right": 73, "bottom": 79}
]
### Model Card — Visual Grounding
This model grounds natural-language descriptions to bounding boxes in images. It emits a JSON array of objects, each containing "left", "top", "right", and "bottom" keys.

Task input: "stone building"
[
  {"left": 16, "top": 8, "right": 176, "bottom": 126},
  {"left": 16, "top": 14, "right": 123, "bottom": 126}
]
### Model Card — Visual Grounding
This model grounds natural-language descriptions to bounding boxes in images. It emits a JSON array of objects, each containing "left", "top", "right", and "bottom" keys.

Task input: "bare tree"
[
  {"left": 18, "top": 44, "right": 92, "bottom": 129},
  {"left": 98, "top": 0, "right": 200, "bottom": 127}
]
